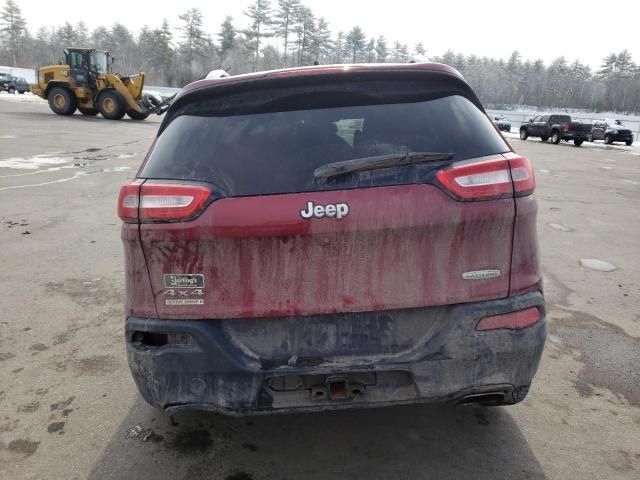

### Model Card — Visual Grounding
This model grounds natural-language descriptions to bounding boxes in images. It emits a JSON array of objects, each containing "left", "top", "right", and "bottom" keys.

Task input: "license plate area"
[{"left": 266, "top": 372, "right": 376, "bottom": 401}]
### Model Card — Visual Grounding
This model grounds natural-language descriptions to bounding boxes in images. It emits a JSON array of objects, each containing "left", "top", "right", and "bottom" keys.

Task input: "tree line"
[{"left": 1, "top": 0, "right": 639, "bottom": 114}]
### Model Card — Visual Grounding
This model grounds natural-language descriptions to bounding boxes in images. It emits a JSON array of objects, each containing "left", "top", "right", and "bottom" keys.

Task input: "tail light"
[
  {"left": 118, "top": 182, "right": 211, "bottom": 223},
  {"left": 436, "top": 156, "right": 535, "bottom": 201},
  {"left": 475, "top": 307, "right": 541, "bottom": 331},
  {"left": 508, "top": 156, "right": 535, "bottom": 196},
  {"left": 562, "top": 123, "right": 570, "bottom": 131}
]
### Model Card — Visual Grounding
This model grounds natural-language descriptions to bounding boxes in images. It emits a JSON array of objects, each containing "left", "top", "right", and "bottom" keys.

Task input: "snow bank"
[{"left": 0, "top": 91, "right": 45, "bottom": 103}]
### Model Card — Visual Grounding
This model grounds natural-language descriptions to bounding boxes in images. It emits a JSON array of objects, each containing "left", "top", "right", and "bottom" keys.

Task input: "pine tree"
[
  {"left": 375, "top": 36, "right": 387, "bottom": 63},
  {"left": 244, "top": 0, "right": 272, "bottom": 71},
  {"left": 56, "top": 23, "right": 77, "bottom": 47},
  {"left": 273, "top": 0, "right": 300, "bottom": 67},
  {"left": 345, "top": 26, "right": 366, "bottom": 63},
  {"left": 308, "top": 16, "right": 331, "bottom": 64},
  {"left": 293, "top": 5, "right": 314, "bottom": 66},
  {"left": 365, "top": 38, "right": 376, "bottom": 63},
  {"left": 178, "top": 9, "right": 207, "bottom": 63},
  {"left": 91, "top": 26, "right": 110, "bottom": 49},
  {"left": 0, "top": 0, "right": 27, "bottom": 65},
  {"left": 218, "top": 16, "right": 236, "bottom": 60},
  {"left": 155, "top": 20, "right": 174, "bottom": 85}
]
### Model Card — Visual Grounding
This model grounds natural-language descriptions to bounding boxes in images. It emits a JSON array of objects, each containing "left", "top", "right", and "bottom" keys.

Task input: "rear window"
[
  {"left": 550, "top": 115, "right": 571, "bottom": 123},
  {"left": 141, "top": 86, "right": 509, "bottom": 197}
]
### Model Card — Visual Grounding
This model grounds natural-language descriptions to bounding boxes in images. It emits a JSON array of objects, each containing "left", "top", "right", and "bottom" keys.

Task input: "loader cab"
[{"left": 64, "top": 48, "right": 110, "bottom": 87}]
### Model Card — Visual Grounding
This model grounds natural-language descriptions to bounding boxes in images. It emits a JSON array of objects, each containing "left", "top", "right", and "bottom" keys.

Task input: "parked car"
[
  {"left": 0, "top": 75, "right": 30, "bottom": 94},
  {"left": 118, "top": 63, "right": 545, "bottom": 416},
  {"left": 519, "top": 114, "right": 592, "bottom": 146},
  {"left": 492, "top": 115, "right": 511, "bottom": 132},
  {"left": 590, "top": 119, "right": 634, "bottom": 146}
]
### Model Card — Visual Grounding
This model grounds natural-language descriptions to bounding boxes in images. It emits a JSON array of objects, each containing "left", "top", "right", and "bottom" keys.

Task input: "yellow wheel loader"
[{"left": 30, "top": 48, "right": 173, "bottom": 120}]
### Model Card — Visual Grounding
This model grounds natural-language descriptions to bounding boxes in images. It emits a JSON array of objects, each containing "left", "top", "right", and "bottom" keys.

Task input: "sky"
[{"left": 15, "top": 0, "right": 640, "bottom": 69}]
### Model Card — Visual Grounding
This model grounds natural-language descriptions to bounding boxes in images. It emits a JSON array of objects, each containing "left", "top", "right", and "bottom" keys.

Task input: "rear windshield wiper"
[{"left": 314, "top": 152, "right": 455, "bottom": 181}]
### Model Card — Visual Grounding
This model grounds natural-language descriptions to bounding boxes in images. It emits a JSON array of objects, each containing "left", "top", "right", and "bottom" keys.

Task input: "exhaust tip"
[{"left": 456, "top": 392, "right": 506, "bottom": 405}]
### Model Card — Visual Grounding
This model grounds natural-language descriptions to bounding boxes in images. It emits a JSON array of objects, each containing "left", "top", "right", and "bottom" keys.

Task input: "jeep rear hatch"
[{"left": 131, "top": 70, "right": 520, "bottom": 319}]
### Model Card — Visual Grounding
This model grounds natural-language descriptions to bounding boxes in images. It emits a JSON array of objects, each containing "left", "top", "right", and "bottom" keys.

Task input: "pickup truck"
[
  {"left": 519, "top": 114, "right": 592, "bottom": 146},
  {"left": 0, "top": 75, "right": 30, "bottom": 94}
]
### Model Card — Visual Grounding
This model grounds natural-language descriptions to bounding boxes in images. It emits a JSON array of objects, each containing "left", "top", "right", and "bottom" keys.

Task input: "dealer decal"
[
  {"left": 166, "top": 298, "right": 204, "bottom": 306},
  {"left": 163, "top": 274, "right": 205, "bottom": 305},
  {"left": 164, "top": 274, "right": 204, "bottom": 289}
]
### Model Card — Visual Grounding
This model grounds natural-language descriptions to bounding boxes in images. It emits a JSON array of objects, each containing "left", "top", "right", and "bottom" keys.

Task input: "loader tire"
[
  {"left": 78, "top": 107, "right": 99, "bottom": 116},
  {"left": 126, "top": 109, "right": 149, "bottom": 120},
  {"left": 48, "top": 87, "right": 77, "bottom": 115},
  {"left": 97, "top": 90, "right": 126, "bottom": 120}
]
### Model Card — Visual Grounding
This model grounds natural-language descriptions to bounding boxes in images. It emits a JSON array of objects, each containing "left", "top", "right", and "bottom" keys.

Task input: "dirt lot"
[{"left": 0, "top": 99, "right": 639, "bottom": 480}]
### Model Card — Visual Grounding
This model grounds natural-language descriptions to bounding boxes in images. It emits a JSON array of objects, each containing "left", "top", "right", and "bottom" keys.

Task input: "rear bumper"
[
  {"left": 126, "top": 291, "right": 545, "bottom": 415},
  {"left": 561, "top": 132, "right": 589, "bottom": 140},
  {"left": 609, "top": 133, "right": 634, "bottom": 142}
]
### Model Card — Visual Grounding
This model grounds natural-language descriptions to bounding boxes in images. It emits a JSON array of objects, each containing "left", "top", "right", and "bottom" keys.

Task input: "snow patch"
[
  {"left": 548, "top": 223, "right": 572, "bottom": 232},
  {"left": 0, "top": 171, "right": 86, "bottom": 191},
  {"left": 0, "top": 91, "right": 45, "bottom": 103},
  {"left": 579, "top": 259, "right": 618, "bottom": 272},
  {"left": 0, "top": 154, "right": 69, "bottom": 170}
]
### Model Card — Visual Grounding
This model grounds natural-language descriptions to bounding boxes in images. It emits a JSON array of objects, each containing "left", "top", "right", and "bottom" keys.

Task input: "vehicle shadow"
[{"left": 87, "top": 398, "right": 544, "bottom": 480}]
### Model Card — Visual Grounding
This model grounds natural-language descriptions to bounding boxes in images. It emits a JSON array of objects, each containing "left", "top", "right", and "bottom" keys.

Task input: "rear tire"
[
  {"left": 604, "top": 135, "right": 612, "bottom": 145},
  {"left": 574, "top": 139, "right": 584, "bottom": 147},
  {"left": 47, "top": 86, "right": 77, "bottom": 115},
  {"left": 551, "top": 131, "right": 561, "bottom": 144},
  {"left": 8, "top": 86, "right": 15, "bottom": 94},
  {"left": 626, "top": 138, "right": 633, "bottom": 146},
  {"left": 78, "top": 107, "right": 99, "bottom": 116},
  {"left": 97, "top": 90, "right": 126, "bottom": 120},
  {"left": 126, "top": 109, "right": 149, "bottom": 120},
  {"left": 519, "top": 128, "right": 528, "bottom": 140}
]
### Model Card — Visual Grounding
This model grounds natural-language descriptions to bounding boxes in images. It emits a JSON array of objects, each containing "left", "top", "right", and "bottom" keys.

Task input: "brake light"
[
  {"left": 436, "top": 156, "right": 535, "bottom": 200},
  {"left": 562, "top": 123, "right": 570, "bottom": 131},
  {"left": 118, "top": 181, "right": 142, "bottom": 223},
  {"left": 508, "top": 156, "right": 536, "bottom": 196},
  {"left": 475, "top": 307, "right": 541, "bottom": 331},
  {"left": 118, "top": 182, "right": 211, "bottom": 222}
]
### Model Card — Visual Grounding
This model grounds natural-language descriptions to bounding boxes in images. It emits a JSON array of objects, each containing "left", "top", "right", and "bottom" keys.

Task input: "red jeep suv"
[{"left": 119, "top": 63, "right": 545, "bottom": 415}]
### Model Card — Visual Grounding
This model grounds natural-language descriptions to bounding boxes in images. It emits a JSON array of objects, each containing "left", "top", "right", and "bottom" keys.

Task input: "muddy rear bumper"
[{"left": 125, "top": 291, "right": 545, "bottom": 415}]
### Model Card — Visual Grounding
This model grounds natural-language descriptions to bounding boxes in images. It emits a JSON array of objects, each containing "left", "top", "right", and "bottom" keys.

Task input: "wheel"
[
  {"left": 97, "top": 90, "right": 126, "bottom": 120},
  {"left": 604, "top": 135, "right": 613, "bottom": 145},
  {"left": 506, "top": 126, "right": 511, "bottom": 132},
  {"left": 78, "top": 107, "right": 99, "bottom": 116},
  {"left": 47, "top": 86, "right": 77, "bottom": 115},
  {"left": 574, "top": 139, "right": 584, "bottom": 147},
  {"left": 519, "top": 128, "right": 528, "bottom": 140},
  {"left": 541, "top": 136, "right": 548, "bottom": 142},
  {"left": 126, "top": 109, "right": 149, "bottom": 120},
  {"left": 551, "top": 131, "right": 561, "bottom": 144},
  {"left": 626, "top": 137, "right": 633, "bottom": 146}
]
